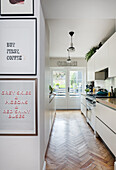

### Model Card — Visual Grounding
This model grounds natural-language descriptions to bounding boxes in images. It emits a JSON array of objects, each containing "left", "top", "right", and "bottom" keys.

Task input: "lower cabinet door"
[
  {"left": 81, "top": 103, "right": 86, "bottom": 117},
  {"left": 96, "top": 117, "right": 116, "bottom": 157}
]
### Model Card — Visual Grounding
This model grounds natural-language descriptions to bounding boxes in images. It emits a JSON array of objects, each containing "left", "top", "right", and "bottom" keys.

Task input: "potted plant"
[
  {"left": 85, "top": 42, "right": 102, "bottom": 62},
  {"left": 85, "top": 88, "right": 90, "bottom": 94},
  {"left": 49, "top": 85, "right": 54, "bottom": 94}
]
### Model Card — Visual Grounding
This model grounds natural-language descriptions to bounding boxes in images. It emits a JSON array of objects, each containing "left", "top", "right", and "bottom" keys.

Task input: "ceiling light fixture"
[
  {"left": 68, "top": 31, "right": 75, "bottom": 52},
  {"left": 67, "top": 49, "right": 71, "bottom": 63}
]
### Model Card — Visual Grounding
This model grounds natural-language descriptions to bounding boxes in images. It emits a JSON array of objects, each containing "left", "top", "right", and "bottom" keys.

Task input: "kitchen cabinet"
[
  {"left": 86, "top": 95, "right": 96, "bottom": 131},
  {"left": 95, "top": 102, "right": 116, "bottom": 156},
  {"left": 96, "top": 102, "right": 116, "bottom": 132},
  {"left": 96, "top": 117, "right": 116, "bottom": 156},
  {"left": 108, "top": 32, "right": 116, "bottom": 77},
  {"left": 87, "top": 32, "right": 116, "bottom": 79},
  {"left": 50, "top": 96, "right": 56, "bottom": 127},
  {"left": 87, "top": 105, "right": 96, "bottom": 131},
  {"left": 87, "top": 40, "right": 109, "bottom": 81},
  {"left": 81, "top": 94, "right": 86, "bottom": 106},
  {"left": 81, "top": 103, "right": 86, "bottom": 117},
  {"left": 49, "top": 94, "right": 56, "bottom": 132},
  {"left": 94, "top": 41, "right": 109, "bottom": 72},
  {"left": 87, "top": 56, "right": 95, "bottom": 81},
  {"left": 81, "top": 94, "right": 86, "bottom": 117}
]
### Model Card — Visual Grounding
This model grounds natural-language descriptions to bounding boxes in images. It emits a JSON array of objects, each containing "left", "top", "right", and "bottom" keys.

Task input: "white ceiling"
[
  {"left": 48, "top": 19, "right": 115, "bottom": 58},
  {"left": 41, "top": 0, "right": 116, "bottom": 58},
  {"left": 41, "top": 0, "right": 116, "bottom": 19}
]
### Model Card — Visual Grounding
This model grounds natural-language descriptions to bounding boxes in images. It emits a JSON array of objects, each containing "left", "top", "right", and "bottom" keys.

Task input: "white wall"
[
  {"left": 50, "top": 57, "right": 86, "bottom": 67},
  {"left": 44, "top": 22, "right": 51, "bottom": 150},
  {"left": 95, "top": 77, "right": 116, "bottom": 92},
  {"left": 39, "top": 4, "right": 51, "bottom": 169},
  {"left": 0, "top": 1, "right": 50, "bottom": 170},
  {"left": 0, "top": 1, "right": 41, "bottom": 170},
  {"left": 40, "top": 4, "right": 46, "bottom": 170},
  {"left": 0, "top": 137, "right": 39, "bottom": 170}
]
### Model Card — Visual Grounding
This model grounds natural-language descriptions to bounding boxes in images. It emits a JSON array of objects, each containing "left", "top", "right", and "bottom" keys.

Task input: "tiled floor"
[{"left": 46, "top": 110, "right": 115, "bottom": 170}]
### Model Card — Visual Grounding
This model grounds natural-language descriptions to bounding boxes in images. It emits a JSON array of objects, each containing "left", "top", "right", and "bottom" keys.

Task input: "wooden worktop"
[{"left": 96, "top": 98, "right": 116, "bottom": 110}]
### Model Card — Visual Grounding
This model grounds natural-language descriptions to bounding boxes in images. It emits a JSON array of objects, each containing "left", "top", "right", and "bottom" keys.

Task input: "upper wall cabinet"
[
  {"left": 87, "top": 56, "right": 95, "bottom": 82},
  {"left": 87, "top": 40, "right": 109, "bottom": 81},
  {"left": 94, "top": 41, "right": 109, "bottom": 72},
  {"left": 87, "top": 32, "right": 116, "bottom": 80},
  {"left": 108, "top": 33, "right": 116, "bottom": 77}
]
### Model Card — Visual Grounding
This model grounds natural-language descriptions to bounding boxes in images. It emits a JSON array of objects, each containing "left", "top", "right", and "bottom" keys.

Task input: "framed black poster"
[
  {"left": 0, "top": 0, "right": 34, "bottom": 16},
  {"left": 0, "top": 79, "right": 38, "bottom": 136},
  {"left": 0, "top": 18, "right": 37, "bottom": 75}
]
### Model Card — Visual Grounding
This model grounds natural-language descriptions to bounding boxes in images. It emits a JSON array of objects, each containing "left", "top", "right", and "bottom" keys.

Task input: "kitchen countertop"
[
  {"left": 82, "top": 92, "right": 116, "bottom": 98},
  {"left": 96, "top": 98, "right": 116, "bottom": 110},
  {"left": 81, "top": 93, "right": 86, "bottom": 96},
  {"left": 82, "top": 93, "right": 116, "bottom": 110}
]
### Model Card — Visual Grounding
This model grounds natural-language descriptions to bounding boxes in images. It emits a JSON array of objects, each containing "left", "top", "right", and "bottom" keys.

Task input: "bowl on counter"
[{"left": 96, "top": 91, "right": 108, "bottom": 96}]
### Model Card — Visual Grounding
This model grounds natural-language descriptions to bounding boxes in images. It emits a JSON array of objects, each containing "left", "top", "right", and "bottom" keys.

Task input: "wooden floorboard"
[{"left": 46, "top": 110, "right": 115, "bottom": 170}]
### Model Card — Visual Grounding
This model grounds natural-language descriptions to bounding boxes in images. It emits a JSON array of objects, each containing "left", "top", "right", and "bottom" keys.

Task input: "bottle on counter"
[
  {"left": 108, "top": 92, "right": 111, "bottom": 97},
  {"left": 111, "top": 86, "right": 114, "bottom": 97},
  {"left": 114, "top": 88, "right": 116, "bottom": 97},
  {"left": 93, "top": 88, "right": 96, "bottom": 94}
]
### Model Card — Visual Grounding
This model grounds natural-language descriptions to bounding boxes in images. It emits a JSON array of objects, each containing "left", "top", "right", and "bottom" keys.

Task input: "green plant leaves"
[{"left": 85, "top": 42, "right": 102, "bottom": 62}]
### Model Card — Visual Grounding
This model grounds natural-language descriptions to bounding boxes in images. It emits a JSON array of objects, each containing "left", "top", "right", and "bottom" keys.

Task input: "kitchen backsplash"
[{"left": 95, "top": 77, "right": 116, "bottom": 91}]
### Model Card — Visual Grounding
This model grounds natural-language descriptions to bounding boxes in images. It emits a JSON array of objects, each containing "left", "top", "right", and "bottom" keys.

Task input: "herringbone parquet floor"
[{"left": 46, "top": 110, "right": 115, "bottom": 170}]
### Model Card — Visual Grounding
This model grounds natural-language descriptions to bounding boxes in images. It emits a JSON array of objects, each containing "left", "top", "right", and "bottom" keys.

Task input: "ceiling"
[
  {"left": 41, "top": 0, "right": 116, "bottom": 19},
  {"left": 41, "top": 0, "right": 116, "bottom": 58},
  {"left": 47, "top": 19, "right": 115, "bottom": 58}
]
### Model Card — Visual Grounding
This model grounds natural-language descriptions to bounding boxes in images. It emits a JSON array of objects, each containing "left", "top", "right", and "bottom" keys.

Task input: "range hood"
[{"left": 95, "top": 68, "right": 108, "bottom": 80}]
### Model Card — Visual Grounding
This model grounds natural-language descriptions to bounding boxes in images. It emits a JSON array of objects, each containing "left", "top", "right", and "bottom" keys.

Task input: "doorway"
[{"left": 51, "top": 67, "right": 86, "bottom": 109}]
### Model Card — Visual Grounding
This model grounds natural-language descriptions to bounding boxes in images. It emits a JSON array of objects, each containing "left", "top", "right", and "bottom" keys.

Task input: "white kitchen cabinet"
[
  {"left": 96, "top": 117, "right": 116, "bottom": 156},
  {"left": 81, "top": 103, "right": 86, "bottom": 117},
  {"left": 51, "top": 96, "right": 56, "bottom": 126},
  {"left": 81, "top": 94, "right": 86, "bottom": 106},
  {"left": 87, "top": 106, "right": 96, "bottom": 131},
  {"left": 94, "top": 41, "right": 109, "bottom": 72},
  {"left": 49, "top": 95, "right": 56, "bottom": 132},
  {"left": 96, "top": 102, "right": 116, "bottom": 132},
  {"left": 81, "top": 94, "right": 86, "bottom": 117},
  {"left": 108, "top": 32, "right": 116, "bottom": 77},
  {"left": 95, "top": 102, "right": 116, "bottom": 156},
  {"left": 87, "top": 39, "right": 109, "bottom": 82},
  {"left": 87, "top": 56, "right": 95, "bottom": 81},
  {"left": 87, "top": 32, "right": 116, "bottom": 79}
]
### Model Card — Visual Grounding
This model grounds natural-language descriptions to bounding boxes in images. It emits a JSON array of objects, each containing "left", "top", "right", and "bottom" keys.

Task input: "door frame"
[
  {"left": 50, "top": 67, "right": 86, "bottom": 110},
  {"left": 66, "top": 67, "right": 86, "bottom": 109},
  {"left": 50, "top": 67, "right": 67, "bottom": 109}
]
